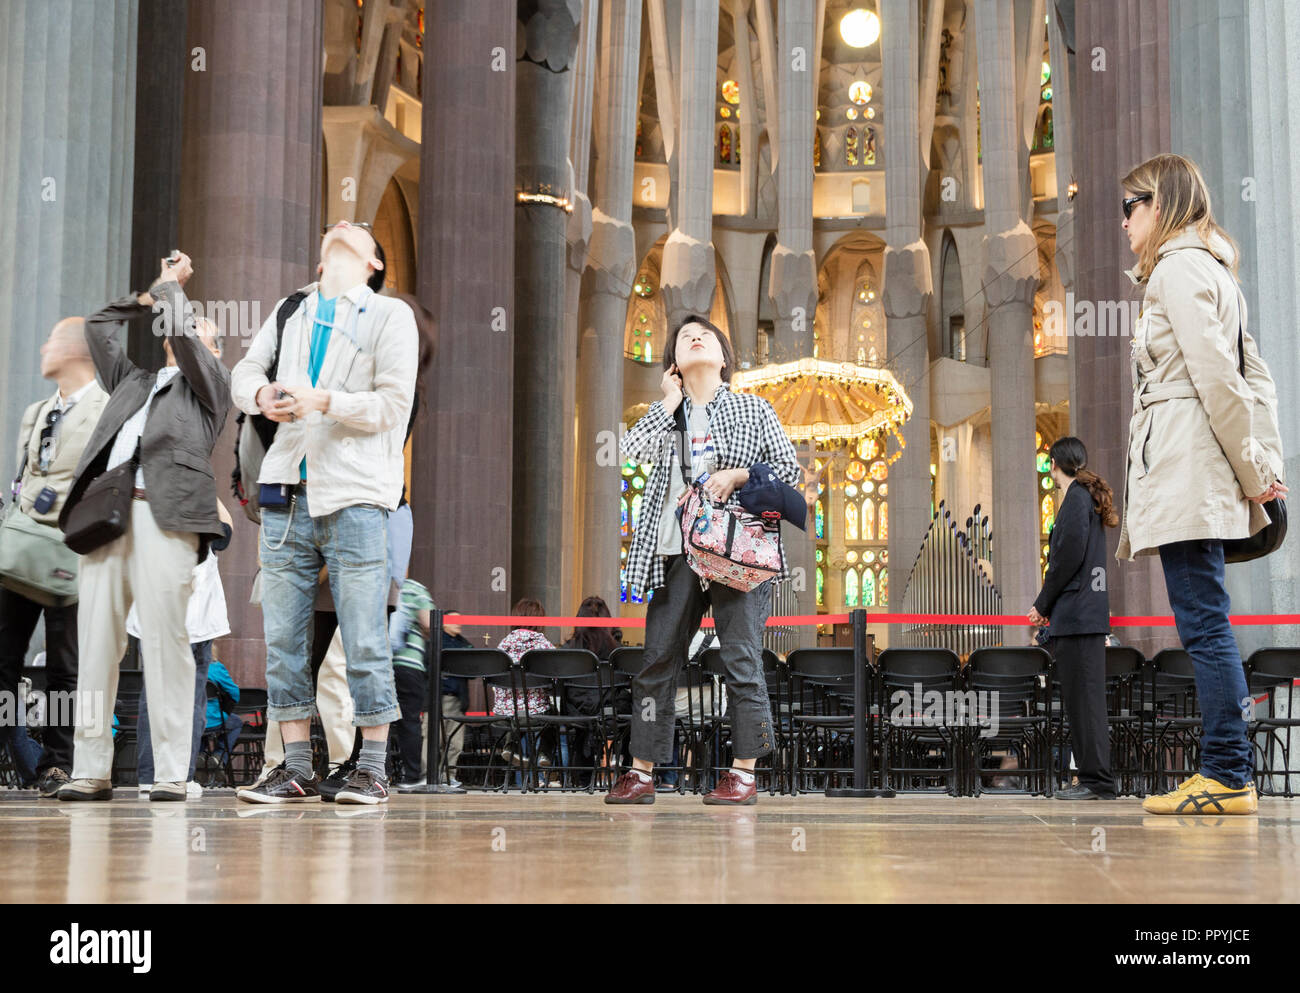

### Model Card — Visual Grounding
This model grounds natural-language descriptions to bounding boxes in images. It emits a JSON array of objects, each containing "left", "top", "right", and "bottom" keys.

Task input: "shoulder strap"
[
  {"left": 673, "top": 402, "right": 693, "bottom": 489},
  {"left": 270, "top": 291, "right": 308, "bottom": 381}
]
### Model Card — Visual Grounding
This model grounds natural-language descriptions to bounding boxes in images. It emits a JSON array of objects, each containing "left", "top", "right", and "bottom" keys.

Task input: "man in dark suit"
[
  {"left": 1029, "top": 437, "right": 1118, "bottom": 800},
  {"left": 56, "top": 252, "right": 231, "bottom": 802}
]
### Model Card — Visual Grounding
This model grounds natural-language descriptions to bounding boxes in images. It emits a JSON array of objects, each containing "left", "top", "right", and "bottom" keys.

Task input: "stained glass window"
[
  {"left": 816, "top": 566, "right": 824, "bottom": 606},
  {"left": 846, "top": 460, "right": 866, "bottom": 482},
  {"left": 862, "top": 498, "right": 875, "bottom": 540},
  {"left": 869, "top": 460, "right": 888, "bottom": 481},
  {"left": 815, "top": 498, "right": 824, "bottom": 539},
  {"left": 880, "top": 568, "right": 888, "bottom": 606},
  {"left": 846, "top": 501, "right": 859, "bottom": 541},
  {"left": 846, "top": 127, "right": 858, "bottom": 166},
  {"left": 845, "top": 567, "right": 859, "bottom": 607},
  {"left": 621, "top": 497, "right": 629, "bottom": 536},
  {"left": 719, "top": 126, "right": 733, "bottom": 163},
  {"left": 620, "top": 460, "right": 653, "bottom": 601},
  {"left": 879, "top": 502, "right": 888, "bottom": 540},
  {"left": 862, "top": 569, "right": 876, "bottom": 607}
]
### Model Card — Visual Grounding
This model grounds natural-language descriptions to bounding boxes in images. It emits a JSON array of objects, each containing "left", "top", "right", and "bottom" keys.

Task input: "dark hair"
[
  {"left": 510, "top": 597, "right": 546, "bottom": 633},
  {"left": 567, "top": 595, "right": 621, "bottom": 659},
  {"left": 1049, "top": 436, "right": 1119, "bottom": 528},
  {"left": 367, "top": 237, "right": 386, "bottom": 293},
  {"left": 663, "top": 314, "right": 736, "bottom": 383}
]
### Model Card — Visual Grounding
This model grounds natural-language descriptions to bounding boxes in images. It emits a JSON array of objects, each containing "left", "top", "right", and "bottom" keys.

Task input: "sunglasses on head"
[{"left": 1122, "top": 193, "right": 1152, "bottom": 219}]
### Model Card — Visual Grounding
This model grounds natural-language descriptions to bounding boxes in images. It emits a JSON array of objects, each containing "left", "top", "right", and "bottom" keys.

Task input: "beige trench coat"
[{"left": 1116, "top": 226, "right": 1285, "bottom": 560}]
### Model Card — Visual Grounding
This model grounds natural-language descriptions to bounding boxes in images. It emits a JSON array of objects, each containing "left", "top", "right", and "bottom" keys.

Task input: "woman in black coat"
[{"left": 1028, "top": 437, "right": 1119, "bottom": 800}]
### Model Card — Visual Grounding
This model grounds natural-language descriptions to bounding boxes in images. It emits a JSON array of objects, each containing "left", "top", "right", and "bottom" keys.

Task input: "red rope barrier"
[{"left": 444, "top": 612, "right": 1300, "bottom": 628}]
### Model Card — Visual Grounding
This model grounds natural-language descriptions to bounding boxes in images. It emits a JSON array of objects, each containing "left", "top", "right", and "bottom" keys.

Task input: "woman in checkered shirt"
[{"left": 606, "top": 316, "right": 800, "bottom": 806}]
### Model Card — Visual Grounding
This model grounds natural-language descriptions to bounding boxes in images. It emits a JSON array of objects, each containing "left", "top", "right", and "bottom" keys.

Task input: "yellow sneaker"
[{"left": 1142, "top": 774, "right": 1258, "bottom": 815}]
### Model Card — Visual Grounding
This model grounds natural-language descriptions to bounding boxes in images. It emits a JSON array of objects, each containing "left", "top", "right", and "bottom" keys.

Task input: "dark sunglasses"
[
  {"left": 1122, "top": 193, "right": 1152, "bottom": 219},
  {"left": 321, "top": 221, "right": 373, "bottom": 235}
]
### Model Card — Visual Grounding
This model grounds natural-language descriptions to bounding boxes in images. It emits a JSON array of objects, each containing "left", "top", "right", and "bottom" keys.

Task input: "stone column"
[
  {"left": 577, "top": 0, "right": 642, "bottom": 611},
  {"left": 769, "top": 0, "right": 818, "bottom": 363},
  {"left": 0, "top": 0, "right": 137, "bottom": 488},
  {"left": 1243, "top": 0, "right": 1300, "bottom": 653},
  {"left": 1071, "top": 0, "right": 1174, "bottom": 657},
  {"left": 973, "top": 0, "right": 1040, "bottom": 644},
  {"left": 1170, "top": 0, "right": 1300, "bottom": 654},
  {"left": 562, "top": 1, "right": 597, "bottom": 617},
  {"left": 177, "top": 0, "right": 324, "bottom": 686},
  {"left": 1047, "top": 2, "right": 1078, "bottom": 420},
  {"left": 881, "top": 0, "right": 935, "bottom": 645},
  {"left": 658, "top": 0, "right": 719, "bottom": 326},
  {"left": 127, "top": 0, "right": 187, "bottom": 371},
  {"left": 414, "top": 1, "right": 516, "bottom": 647},
  {"left": 513, "top": 0, "right": 581, "bottom": 616}
]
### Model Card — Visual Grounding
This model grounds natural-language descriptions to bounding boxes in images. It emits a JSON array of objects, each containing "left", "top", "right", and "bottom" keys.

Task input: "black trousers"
[
  {"left": 1051, "top": 634, "right": 1116, "bottom": 796},
  {"left": 393, "top": 663, "right": 426, "bottom": 778},
  {"left": 0, "top": 585, "right": 78, "bottom": 775}
]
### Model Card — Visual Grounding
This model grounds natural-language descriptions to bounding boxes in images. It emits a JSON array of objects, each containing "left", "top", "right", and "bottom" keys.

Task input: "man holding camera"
[
  {"left": 0, "top": 317, "right": 107, "bottom": 796},
  {"left": 56, "top": 252, "right": 232, "bottom": 802},
  {"left": 231, "top": 221, "right": 416, "bottom": 805}
]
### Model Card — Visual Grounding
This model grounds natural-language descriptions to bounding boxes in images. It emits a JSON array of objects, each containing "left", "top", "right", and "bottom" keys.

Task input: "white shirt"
[
  {"left": 125, "top": 552, "right": 230, "bottom": 645},
  {"left": 107, "top": 366, "right": 181, "bottom": 489},
  {"left": 657, "top": 403, "right": 716, "bottom": 555}
]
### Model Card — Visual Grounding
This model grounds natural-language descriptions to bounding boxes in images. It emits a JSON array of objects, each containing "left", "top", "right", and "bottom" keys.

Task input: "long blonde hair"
[{"left": 1121, "top": 153, "right": 1239, "bottom": 282}]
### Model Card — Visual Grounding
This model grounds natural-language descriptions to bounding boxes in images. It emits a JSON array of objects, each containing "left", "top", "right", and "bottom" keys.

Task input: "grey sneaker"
[
  {"left": 150, "top": 781, "right": 186, "bottom": 802},
  {"left": 36, "top": 767, "right": 71, "bottom": 798},
  {"left": 57, "top": 778, "right": 113, "bottom": 801}
]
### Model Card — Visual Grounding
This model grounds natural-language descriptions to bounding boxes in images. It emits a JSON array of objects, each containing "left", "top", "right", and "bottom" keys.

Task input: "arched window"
[
  {"left": 862, "top": 499, "right": 875, "bottom": 540},
  {"left": 845, "top": 501, "right": 859, "bottom": 541},
  {"left": 845, "top": 567, "right": 859, "bottom": 607},
  {"left": 862, "top": 569, "right": 876, "bottom": 606},
  {"left": 878, "top": 502, "right": 889, "bottom": 540}
]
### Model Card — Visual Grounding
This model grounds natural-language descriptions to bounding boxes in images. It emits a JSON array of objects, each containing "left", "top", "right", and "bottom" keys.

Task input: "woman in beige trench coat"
[{"left": 1117, "top": 153, "right": 1287, "bottom": 816}]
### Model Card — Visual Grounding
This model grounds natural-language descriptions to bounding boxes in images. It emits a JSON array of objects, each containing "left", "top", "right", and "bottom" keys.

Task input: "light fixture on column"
[
  {"left": 1066, "top": 174, "right": 1078, "bottom": 201},
  {"left": 516, "top": 184, "right": 574, "bottom": 212},
  {"left": 840, "top": 8, "right": 881, "bottom": 48}
]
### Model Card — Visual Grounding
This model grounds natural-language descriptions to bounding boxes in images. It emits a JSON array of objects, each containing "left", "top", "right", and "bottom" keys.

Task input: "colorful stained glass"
[
  {"left": 815, "top": 499, "right": 825, "bottom": 539},
  {"left": 846, "top": 501, "right": 859, "bottom": 541},
  {"left": 879, "top": 502, "right": 888, "bottom": 539},
  {"left": 722, "top": 79, "right": 740, "bottom": 104},
  {"left": 815, "top": 547, "right": 824, "bottom": 563},
  {"left": 1036, "top": 451, "right": 1050, "bottom": 474},
  {"left": 849, "top": 80, "right": 872, "bottom": 105},
  {"left": 719, "top": 126, "right": 733, "bottom": 163},
  {"left": 845, "top": 106, "right": 859, "bottom": 121},
  {"left": 846, "top": 127, "right": 858, "bottom": 166},
  {"left": 847, "top": 550, "right": 858, "bottom": 564},
  {"left": 846, "top": 460, "right": 866, "bottom": 482},
  {"left": 816, "top": 566, "right": 824, "bottom": 606},
  {"left": 632, "top": 475, "right": 645, "bottom": 490},
  {"left": 813, "top": 132, "right": 821, "bottom": 168},
  {"left": 845, "top": 568, "right": 859, "bottom": 607},
  {"left": 631, "top": 493, "right": 643, "bottom": 530},
  {"left": 862, "top": 499, "right": 875, "bottom": 540},
  {"left": 877, "top": 483, "right": 887, "bottom": 497},
  {"left": 862, "top": 569, "right": 875, "bottom": 606},
  {"left": 869, "top": 460, "right": 888, "bottom": 481},
  {"left": 621, "top": 498, "right": 629, "bottom": 536},
  {"left": 845, "top": 484, "right": 858, "bottom": 498},
  {"left": 864, "top": 550, "right": 876, "bottom": 564},
  {"left": 1041, "top": 493, "right": 1054, "bottom": 533},
  {"left": 859, "top": 437, "right": 880, "bottom": 459},
  {"left": 880, "top": 568, "right": 888, "bottom": 606}
]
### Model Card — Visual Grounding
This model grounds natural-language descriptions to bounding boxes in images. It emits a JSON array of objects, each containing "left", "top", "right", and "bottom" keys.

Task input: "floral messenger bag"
[{"left": 673, "top": 402, "right": 783, "bottom": 591}]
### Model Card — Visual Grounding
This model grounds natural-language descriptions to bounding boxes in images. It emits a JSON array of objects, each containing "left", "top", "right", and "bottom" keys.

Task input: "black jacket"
[
  {"left": 59, "top": 280, "right": 231, "bottom": 558},
  {"left": 1033, "top": 481, "right": 1110, "bottom": 637}
]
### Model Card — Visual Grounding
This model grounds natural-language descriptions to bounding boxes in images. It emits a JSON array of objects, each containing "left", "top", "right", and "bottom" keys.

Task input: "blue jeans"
[
  {"left": 260, "top": 489, "right": 399, "bottom": 726},
  {"left": 138, "top": 640, "right": 211, "bottom": 785},
  {"left": 1158, "top": 539, "right": 1254, "bottom": 789}
]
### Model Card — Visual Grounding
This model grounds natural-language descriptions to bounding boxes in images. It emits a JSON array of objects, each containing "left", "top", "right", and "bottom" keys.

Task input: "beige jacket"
[
  {"left": 1116, "top": 226, "right": 1285, "bottom": 560},
  {"left": 231, "top": 282, "right": 417, "bottom": 518},
  {"left": 14, "top": 382, "right": 109, "bottom": 528}
]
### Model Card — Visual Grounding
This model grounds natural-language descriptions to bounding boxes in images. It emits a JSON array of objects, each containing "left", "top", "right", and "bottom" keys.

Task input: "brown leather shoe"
[
  {"left": 604, "top": 771, "right": 655, "bottom": 804},
  {"left": 703, "top": 770, "right": 757, "bottom": 805}
]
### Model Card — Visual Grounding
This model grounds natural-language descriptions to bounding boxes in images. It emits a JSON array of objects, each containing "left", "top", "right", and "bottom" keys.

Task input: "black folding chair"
[
  {"left": 877, "top": 647, "right": 964, "bottom": 795},
  {"left": 227, "top": 687, "right": 267, "bottom": 785},
  {"left": 967, "top": 647, "right": 1053, "bottom": 796},
  {"left": 439, "top": 648, "right": 520, "bottom": 791},
  {"left": 1245, "top": 648, "right": 1300, "bottom": 797},
  {"left": 112, "top": 669, "right": 145, "bottom": 785},
  {"left": 518, "top": 648, "right": 606, "bottom": 792},
  {"left": 1147, "top": 648, "right": 1202, "bottom": 794},
  {"left": 786, "top": 648, "right": 868, "bottom": 794},
  {"left": 1102, "top": 646, "right": 1147, "bottom": 795},
  {"left": 692, "top": 648, "right": 786, "bottom": 794}
]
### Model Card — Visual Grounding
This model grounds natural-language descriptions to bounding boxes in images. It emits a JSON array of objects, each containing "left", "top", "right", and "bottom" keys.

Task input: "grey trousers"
[{"left": 631, "top": 554, "right": 775, "bottom": 764}]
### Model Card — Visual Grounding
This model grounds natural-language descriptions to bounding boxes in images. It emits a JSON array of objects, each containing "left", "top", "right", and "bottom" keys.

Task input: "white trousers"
[
  {"left": 260, "top": 625, "right": 354, "bottom": 775},
  {"left": 74, "top": 500, "right": 198, "bottom": 783}
]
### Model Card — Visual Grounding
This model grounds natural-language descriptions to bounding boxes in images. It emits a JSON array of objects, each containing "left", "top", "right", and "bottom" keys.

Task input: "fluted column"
[
  {"left": 0, "top": 0, "right": 137, "bottom": 492},
  {"left": 882, "top": 0, "right": 935, "bottom": 645},
  {"left": 174, "top": 0, "right": 322, "bottom": 686},
  {"left": 414, "top": 1, "right": 516, "bottom": 646},
  {"left": 974, "top": 0, "right": 1040, "bottom": 644},
  {"left": 658, "top": 0, "right": 719, "bottom": 326},
  {"left": 1072, "top": 0, "right": 1174, "bottom": 657},
  {"left": 576, "top": 0, "right": 642, "bottom": 611},
  {"left": 513, "top": 0, "right": 582, "bottom": 614},
  {"left": 769, "top": 0, "right": 818, "bottom": 363}
]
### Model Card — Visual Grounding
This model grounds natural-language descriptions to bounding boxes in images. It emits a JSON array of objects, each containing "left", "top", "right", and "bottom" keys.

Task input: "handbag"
[
  {"left": 674, "top": 403, "right": 783, "bottom": 591},
  {"left": 61, "top": 441, "right": 140, "bottom": 555},
  {"left": 1221, "top": 310, "right": 1287, "bottom": 563},
  {"left": 0, "top": 452, "right": 81, "bottom": 606}
]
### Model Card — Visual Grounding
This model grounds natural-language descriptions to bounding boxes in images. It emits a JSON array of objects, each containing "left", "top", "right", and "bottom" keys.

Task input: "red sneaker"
[
  {"left": 605, "top": 771, "right": 655, "bottom": 804},
  {"left": 703, "top": 770, "right": 757, "bottom": 805}
]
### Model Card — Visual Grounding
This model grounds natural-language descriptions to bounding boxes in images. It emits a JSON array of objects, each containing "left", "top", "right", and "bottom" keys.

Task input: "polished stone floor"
[{"left": 1, "top": 790, "right": 1296, "bottom": 903}]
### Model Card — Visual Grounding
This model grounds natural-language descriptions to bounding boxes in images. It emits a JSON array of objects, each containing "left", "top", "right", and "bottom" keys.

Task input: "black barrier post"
[
  {"left": 402, "top": 606, "right": 466, "bottom": 794},
  {"left": 826, "top": 608, "right": 894, "bottom": 798}
]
